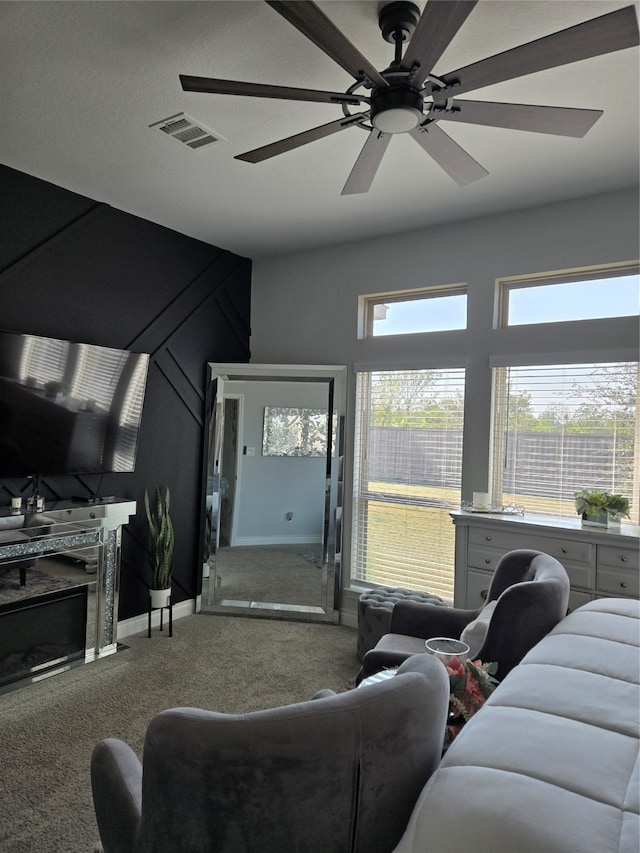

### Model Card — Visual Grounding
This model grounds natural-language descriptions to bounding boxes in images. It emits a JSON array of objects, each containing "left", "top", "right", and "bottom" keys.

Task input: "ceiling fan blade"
[
  {"left": 341, "top": 131, "right": 391, "bottom": 195},
  {"left": 235, "top": 113, "right": 367, "bottom": 163},
  {"left": 423, "top": 5, "right": 639, "bottom": 99},
  {"left": 410, "top": 122, "right": 488, "bottom": 186},
  {"left": 265, "top": 0, "right": 388, "bottom": 89},
  {"left": 434, "top": 100, "right": 603, "bottom": 137},
  {"left": 401, "top": 1, "right": 477, "bottom": 83},
  {"left": 179, "top": 75, "right": 366, "bottom": 106}
]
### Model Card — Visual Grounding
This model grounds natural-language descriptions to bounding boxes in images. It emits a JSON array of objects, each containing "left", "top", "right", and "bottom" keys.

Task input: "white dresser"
[{"left": 451, "top": 510, "right": 639, "bottom": 611}]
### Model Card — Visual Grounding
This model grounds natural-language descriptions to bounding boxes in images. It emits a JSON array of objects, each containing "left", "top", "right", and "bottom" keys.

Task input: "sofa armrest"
[{"left": 91, "top": 738, "right": 142, "bottom": 853}]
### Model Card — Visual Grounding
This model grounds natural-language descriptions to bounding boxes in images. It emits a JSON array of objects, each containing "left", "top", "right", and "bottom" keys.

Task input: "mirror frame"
[{"left": 200, "top": 363, "right": 347, "bottom": 623}]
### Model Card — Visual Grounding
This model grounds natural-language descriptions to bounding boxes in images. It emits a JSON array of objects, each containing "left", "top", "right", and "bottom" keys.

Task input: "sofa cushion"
[{"left": 393, "top": 598, "right": 640, "bottom": 853}]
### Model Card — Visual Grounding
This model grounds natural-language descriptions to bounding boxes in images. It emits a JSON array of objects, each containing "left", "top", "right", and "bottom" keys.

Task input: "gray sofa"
[{"left": 393, "top": 597, "right": 640, "bottom": 853}]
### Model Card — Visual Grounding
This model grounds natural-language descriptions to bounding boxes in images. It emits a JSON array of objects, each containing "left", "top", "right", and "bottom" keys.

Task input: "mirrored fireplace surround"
[{"left": 0, "top": 499, "right": 135, "bottom": 688}]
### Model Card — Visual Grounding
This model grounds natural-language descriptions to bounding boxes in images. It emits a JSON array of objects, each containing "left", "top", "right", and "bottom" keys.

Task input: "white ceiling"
[{"left": 1, "top": 1, "right": 638, "bottom": 259}]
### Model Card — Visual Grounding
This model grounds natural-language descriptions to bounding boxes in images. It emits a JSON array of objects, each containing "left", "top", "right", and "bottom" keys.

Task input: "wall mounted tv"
[{"left": 0, "top": 330, "right": 149, "bottom": 478}]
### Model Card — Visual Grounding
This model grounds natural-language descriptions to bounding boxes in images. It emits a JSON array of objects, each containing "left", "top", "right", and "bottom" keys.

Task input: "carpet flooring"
[
  {"left": 0, "top": 610, "right": 360, "bottom": 853},
  {"left": 0, "top": 564, "right": 78, "bottom": 606},
  {"left": 202, "top": 543, "right": 328, "bottom": 610}
]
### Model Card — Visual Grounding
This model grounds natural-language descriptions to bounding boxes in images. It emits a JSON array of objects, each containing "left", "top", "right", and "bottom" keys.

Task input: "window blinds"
[
  {"left": 19, "top": 337, "right": 69, "bottom": 385},
  {"left": 352, "top": 368, "right": 465, "bottom": 601},
  {"left": 490, "top": 362, "right": 639, "bottom": 523}
]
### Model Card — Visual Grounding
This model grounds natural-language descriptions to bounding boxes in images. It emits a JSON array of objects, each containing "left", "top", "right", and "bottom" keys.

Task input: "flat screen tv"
[{"left": 0, "top": 330, "right": 149, "bottom": 477}]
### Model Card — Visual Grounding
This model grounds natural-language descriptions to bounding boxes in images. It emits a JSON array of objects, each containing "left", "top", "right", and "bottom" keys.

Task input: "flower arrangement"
[
  {"left": 443, "top": 656, "right": 498, "bottom": 749},
  {"left": 574, "top": 489, "right": 630, "bottom": 521}
]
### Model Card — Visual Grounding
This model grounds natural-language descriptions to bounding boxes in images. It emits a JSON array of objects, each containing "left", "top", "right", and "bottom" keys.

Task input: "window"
[
  {"left": 361, "top": 286, "right": 467, "bottom": 338},
  {"left": 499, "top": 264, "right": 639, "bottom": 327},
  {"left": 352, "top": 367, "right": 465, "bottom": 601},
  {"left": 490, "top": 362, "right": 639, "bottom": 524},
  {"left": 19, "top": 336, "right": 69, "bottom": 385}
]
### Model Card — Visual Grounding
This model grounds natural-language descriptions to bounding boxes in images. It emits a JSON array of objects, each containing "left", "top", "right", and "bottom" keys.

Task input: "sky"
[{"left": 373, "top": 275, "right": 639, "bottom": 336}]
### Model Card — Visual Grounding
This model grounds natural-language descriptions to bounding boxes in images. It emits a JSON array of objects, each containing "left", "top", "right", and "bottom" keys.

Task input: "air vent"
[{"left": 149, "top": 112, "right": 224, "bottom": 150}]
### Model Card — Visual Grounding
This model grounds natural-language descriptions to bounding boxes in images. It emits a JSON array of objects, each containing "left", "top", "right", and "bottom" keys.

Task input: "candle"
[
  {"left": 473, "top": 492, "right": 491, "bottom": 511},
  {"left": 10, "top": 497, "right": 22, "bottom": 514}
]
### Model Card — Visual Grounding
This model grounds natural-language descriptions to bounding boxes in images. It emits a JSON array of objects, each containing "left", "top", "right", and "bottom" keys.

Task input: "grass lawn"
[{"left": 355, "top": 483, "right": 590, "bottom": 600}]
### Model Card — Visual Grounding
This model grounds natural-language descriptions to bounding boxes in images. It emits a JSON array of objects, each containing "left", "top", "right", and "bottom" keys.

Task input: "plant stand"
[{"left": 148, "top": 591, "right": 173, "bottom": 638}]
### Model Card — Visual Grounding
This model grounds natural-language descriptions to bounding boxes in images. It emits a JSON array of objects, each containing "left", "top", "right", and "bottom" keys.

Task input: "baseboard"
[
  {"left": 117, "top": 598, "right": 196, "bottom": 640},
  {"left": 117, "top": 595, "right": 357, "bottom": 635},
  {"left": 340, "top": 609, "right": 358, "bottom": 629},
  {"left": 232, "top": 535, "right": 323, "bottom": 546}
]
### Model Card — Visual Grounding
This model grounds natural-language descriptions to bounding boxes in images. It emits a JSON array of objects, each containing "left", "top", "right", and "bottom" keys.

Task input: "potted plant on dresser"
[
  {"left": 574, "top": 489, "right": 630, "bottom": 529},
  {"left": 145, "top": 485, "right": 174, "bottom": 608}
]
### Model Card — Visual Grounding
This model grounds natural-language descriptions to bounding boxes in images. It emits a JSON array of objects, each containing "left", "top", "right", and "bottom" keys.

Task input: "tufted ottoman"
[{"left": 357, "top": 588, "right": 446, "bottom": 661}]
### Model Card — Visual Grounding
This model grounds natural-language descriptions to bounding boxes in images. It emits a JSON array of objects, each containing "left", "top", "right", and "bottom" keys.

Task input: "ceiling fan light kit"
[
  {"left": 180, "top": 0, "right": 640, "bottom": 195},
  {"left": 370, "top": 88, "right": 424, "bottom": 133}
]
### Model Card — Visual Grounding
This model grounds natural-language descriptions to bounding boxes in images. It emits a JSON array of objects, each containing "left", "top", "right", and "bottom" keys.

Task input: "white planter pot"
[{"left": 150, "top": 587, "right": 171, "bottom": 609}]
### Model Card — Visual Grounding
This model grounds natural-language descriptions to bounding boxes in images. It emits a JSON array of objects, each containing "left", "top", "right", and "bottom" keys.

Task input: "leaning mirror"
[{"left": 200, "top": 364, "right": 346, "bottom": 623}]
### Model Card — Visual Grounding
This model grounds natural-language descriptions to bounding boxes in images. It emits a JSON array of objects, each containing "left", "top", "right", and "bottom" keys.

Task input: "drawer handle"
[
  {"left": 620, "top": 556, "right": 628, "bottom": 563},
  {"left": 561, "top": 548, "right": 568, "bottom": 554},
  {"left": 485, "top": 535, "right": 491, "bottom": 541},
  {"left": 620, "top": 582, "right": 627, "bottom": 589},
  {"left": 485, "top": 558, "right": 491, "bottom": 565},
  {"left": 480, "top": 589, "right": 488, "bottom": 600}
]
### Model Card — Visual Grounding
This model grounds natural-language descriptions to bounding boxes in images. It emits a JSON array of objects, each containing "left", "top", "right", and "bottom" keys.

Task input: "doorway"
[{"left": 219, "top": 396, "right": 240, "bottom": 547}]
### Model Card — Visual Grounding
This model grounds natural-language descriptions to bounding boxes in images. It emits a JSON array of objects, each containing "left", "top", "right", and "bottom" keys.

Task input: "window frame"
[
  {"left": 497, "top": 261, "right": 639, "bottom": 328},
  {"left": 351, "top": 365, "right": 466, "bottom": 601},
  {"left": 359, "top": 284, "right": 468, "bottom": 339}
]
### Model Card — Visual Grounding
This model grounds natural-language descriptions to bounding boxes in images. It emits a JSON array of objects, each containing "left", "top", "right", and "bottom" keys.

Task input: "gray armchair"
[
  {"left": 91, "top": 654, "right": 450, "bottom": 853},
  {"left": 357, "top": 549, "right": 571, "bottom": 684}
]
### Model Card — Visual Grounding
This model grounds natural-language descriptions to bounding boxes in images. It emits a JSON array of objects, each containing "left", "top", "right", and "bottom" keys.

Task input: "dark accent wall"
[{"left": 0, "top": 165, "right": 251, "bottom": 619}]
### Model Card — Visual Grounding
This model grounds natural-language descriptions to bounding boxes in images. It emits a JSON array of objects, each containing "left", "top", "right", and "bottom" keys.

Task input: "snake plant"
[{"left": 144, "top": 485, "right": 174, "bottom": 590}]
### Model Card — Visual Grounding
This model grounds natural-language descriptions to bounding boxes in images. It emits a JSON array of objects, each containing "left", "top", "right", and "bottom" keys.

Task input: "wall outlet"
[{"left": 286, "top": 512, "right": 293, "bottom": 522}]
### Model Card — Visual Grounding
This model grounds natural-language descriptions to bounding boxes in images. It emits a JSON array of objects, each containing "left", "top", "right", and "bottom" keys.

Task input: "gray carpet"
[
  {"left": 0, "top": 611, "right": 359, "bottom": 852},
  {"left": 0, "top": 565, "right": 78, "bottom": 606},
  {"left": 203, "top": 543, "right": 326, "bottom": 609}
]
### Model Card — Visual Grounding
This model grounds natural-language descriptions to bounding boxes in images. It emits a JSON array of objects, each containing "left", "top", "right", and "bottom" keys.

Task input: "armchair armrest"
[
  {"left": 389, "top": 600, "right": 480, "bottom": 639},
  {"left": 91, "top": 738, "right": 142, "bottom": 853}
]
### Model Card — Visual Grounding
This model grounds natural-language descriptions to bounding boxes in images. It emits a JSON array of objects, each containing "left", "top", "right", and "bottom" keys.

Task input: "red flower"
[{"left": 444, "top": 655, "right": 466, "bottom": 676}]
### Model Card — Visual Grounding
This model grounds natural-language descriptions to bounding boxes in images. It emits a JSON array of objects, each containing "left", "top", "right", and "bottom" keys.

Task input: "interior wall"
[
  {"left": 0, "top": 165, "right": 252, "bottom": 619},
  {"left": 249, "top": 187, "right": 640, "bottom": 605},
  {"left": 226, "top": 379, "right": 329, "bottom": 545}
]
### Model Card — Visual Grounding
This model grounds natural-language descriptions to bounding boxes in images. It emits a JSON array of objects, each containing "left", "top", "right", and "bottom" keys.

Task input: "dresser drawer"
[
  {"left": 465, "top": 569, "right": 493, "bottom": 609},
  {"left": 467, "top": 544, "right": 505, "bottom": 572},
  {"left": 597, "top": 564, "right": 639, "bottom": 598},
  {"left": 597, "top": 545, "right": 639, "bottom": 598},
  {"left": 597, "top": 545, "right": 639, "bottom": 572},
  {"left": 568, "top": 588, "right": 594, "bottom": 612},
  {"left": 467, "top": 526, "right": 595, "bottom": 588}
]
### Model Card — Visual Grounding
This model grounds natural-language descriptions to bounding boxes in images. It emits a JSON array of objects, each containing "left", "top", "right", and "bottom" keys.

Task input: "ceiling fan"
[{"left": 180, "top": 0, "right": 639, "bottom": 195}]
